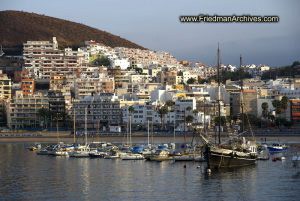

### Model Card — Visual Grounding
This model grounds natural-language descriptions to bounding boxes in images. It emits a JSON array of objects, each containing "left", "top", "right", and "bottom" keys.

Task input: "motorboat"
[
  {"left": 69, "top": 145, "right": 90, "bottom": 158},
  {"left": 267, "top": 143, "right": 288, "bottom": 153},
  {"left": 149, "top": 150, "right": 172, "bottom": 161},
  {"left": 89, "top": 150, "right": 108, "bottom": 158},
  {"left": 27, "top": 143, "right": 41, "bottom": 151},
  {"left": 120, "top": 152, "right": 144, "bottom": 160},
  {"left": 257, "top": 144, "right": 270, "bottom": 160}
]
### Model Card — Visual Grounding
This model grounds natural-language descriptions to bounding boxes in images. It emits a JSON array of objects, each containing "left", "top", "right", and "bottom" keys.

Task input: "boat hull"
[
  {"left": 209, "top": 152, "right": 256, "bottom": 169},
  {"left": 267, "top": 147, "right": 288, "bottom": 153}
]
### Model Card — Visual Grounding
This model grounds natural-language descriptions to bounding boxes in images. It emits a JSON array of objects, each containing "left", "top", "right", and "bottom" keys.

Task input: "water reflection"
[{"left": 0, "top": 143, "right": 300, "bottom": 201}]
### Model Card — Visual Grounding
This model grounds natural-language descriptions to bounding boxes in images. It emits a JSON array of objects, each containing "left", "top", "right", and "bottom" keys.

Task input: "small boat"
[
  {"left": 257, "top": 144, "right": 270, "bottom": 160},
  {"left": 89, "top": 150, "right": 108, "bottom": 158},
  {"left": 149, "top": 150, "right": 172, "bottom": 161},
  {"left": 272, "top": 156, "right": 286, "bottom": 162},
  {"left": 27, "top": 143, "right": 41, "bottom": 151},
  {"left": 120, "top": 153, "right": 144, "bottom": 160},
  {"left": 104, "top": 150, "right": 121, "bottom": 159},
  {"left": 69, "top": 145, "right": 90, "bottom": 158},
  {"left": 36, "top": 148, "right": 50, "bottom": 155},
  {"left": 267, "top": 143, "right": 288, "bottom": 153}
]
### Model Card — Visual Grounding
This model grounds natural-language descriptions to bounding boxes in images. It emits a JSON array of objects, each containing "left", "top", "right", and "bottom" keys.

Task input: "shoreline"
[{"left": 1, "top": 135, "right": 300, "bottom": 144}]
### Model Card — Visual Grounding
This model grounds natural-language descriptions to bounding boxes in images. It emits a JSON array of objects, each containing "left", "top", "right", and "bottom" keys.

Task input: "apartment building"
[
  {"left": 75, "top": 77, "right": 115, "bottom": 98},
  {"left": 23, "top": 37, "right": 89, "bottom": 79},
  {"left": 0, "top": 73, "right": 12, "bottom": 99},
  {"left": 73, "top": 93, "right": 122, "bottom": 130},
  {"left": 48, "top": 90, "right": 66, "bottom": 128},
  {"left": 7, "top": 91, "right": 49, "bottom": 129},
  {"left": 21, "top": 78, "right": 35, "bottom": 96}
]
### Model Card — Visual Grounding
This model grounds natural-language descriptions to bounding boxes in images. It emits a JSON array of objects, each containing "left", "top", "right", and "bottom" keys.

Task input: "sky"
[{"left": 1, "top": 0, "right": 300, "bottom": 67}]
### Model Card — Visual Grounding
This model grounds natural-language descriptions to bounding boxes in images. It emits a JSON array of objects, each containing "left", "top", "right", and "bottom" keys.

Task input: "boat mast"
[
  {"left": 173, "top": 114, "right": 176, "bottom": 144},
  {"left": 203, "top": 97, "right": 206, "bottom": 135},
  {"left": 129, "top": 115, "right": 132, "bottom": 147},
  {"left": 240, "top": 54, "right": 244, "bottom": 133},
  {"left": 73, "top": 107, "right": 76, "bottom": 143},
  {"left": 217, "top": 44, "right": 221, "bottom": 145},
  {"left": 147, "top": 120, "right": 150, "bottom": 146},
  {"left": 56, "top": 115, "right": 59, "bottom": 143},
  {"left": 85, "top": 107, "right": 88, "bottom": 146}
]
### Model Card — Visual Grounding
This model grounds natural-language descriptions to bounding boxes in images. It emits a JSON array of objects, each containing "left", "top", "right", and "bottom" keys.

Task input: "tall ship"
[{"left": 202, "top": 47, "right": 257, "bottom": 169}]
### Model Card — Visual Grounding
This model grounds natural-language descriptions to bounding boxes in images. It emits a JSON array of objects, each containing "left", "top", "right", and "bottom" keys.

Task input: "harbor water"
[{"left": 0, "top": 143, "right": 300, "bottom": 201}]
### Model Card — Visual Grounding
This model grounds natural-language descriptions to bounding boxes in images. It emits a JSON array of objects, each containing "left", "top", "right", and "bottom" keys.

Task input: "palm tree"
[
  {"left": 158, "top": 105, "right": 168, "bottom": 130},
  {"left": 185, "top": 115, "right": 194, "bottom": 131},
  {"left": 128, "top": 105, "right": 135, "bottom": 145},
  {"left": 166, "top": 100, "right": 175, "bottom": 128},
  {"left": 128, "top": 105, "right": 135, "bottom": 114}
]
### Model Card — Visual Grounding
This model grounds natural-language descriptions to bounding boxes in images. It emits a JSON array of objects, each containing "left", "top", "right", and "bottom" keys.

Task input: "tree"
[
  {"left": 128, "top": 106, "right": 135, "bottom": 114},
  {"left": 166, "top": 100, "right": 175, "bottom": 107},
  {"left": 214, "top": 116, "right": 226, "bottom": 127},
  {"left": 185, "top": 115, "right": 194, "bottom": 130},
  {"left": 91, "top": 55, "right": 110, "bottom": 66},
  {"left": 281, "top": 96, "right": 289, "bottom": 111},
  {"left": 272, "top": 100, "right": 282, "bottom": 115},
  {"left": 135, "top": 67, "right": 143, "bottom": 74},
  {"left": 261, "top": 102, "right": 269, "bottom": 118},
  {"left": 186, "top": 106, "right": 192, "bottom": 112},
  {"left": 187, "top": 78, "right": 197, "bottom": 84},
  {"left": 37, "top": 108, "right": 50, "bottom": 128},
  {"left": 165, "top": 100, "right": 175, "bottom": 128},
  {"left": 158, "top": 105, "right": 168, "bottom": 130}
]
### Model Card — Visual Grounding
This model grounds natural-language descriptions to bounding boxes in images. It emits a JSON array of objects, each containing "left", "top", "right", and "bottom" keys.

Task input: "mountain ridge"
[{"left": 0, "top": 10, "right": 145, "bottom": 51}]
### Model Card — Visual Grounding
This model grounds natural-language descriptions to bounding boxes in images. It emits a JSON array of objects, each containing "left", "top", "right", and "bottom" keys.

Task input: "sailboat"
[
  {"left": 203, "top": 48, "right": 258, "bottom": 169},
  {"left": 69, "top": 107, "right": 91, "bottom": 157}
]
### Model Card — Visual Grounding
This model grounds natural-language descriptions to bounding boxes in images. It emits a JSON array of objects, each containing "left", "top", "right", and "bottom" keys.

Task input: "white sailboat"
[{"left": 69, "top": 107, "right": 90, "bottom": 157}]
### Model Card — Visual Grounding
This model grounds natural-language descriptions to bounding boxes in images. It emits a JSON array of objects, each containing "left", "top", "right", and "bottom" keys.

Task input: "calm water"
[{"left": 0, "top": 143, "right": 300, "bottom": 201}]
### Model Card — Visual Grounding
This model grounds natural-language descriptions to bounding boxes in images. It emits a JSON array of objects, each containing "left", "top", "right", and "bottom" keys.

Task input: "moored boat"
[
  {"left": 149, "top": 150, "right": 172, "bottom": 161},
  {"left": 267, "top": 143, "right": 288, "bottom": 153},
  {"left": 120, "top": 152, "right": 144, "bottom": 160},
  {"left": 206, "top": 141, "right": 257, "bottom": 169}
]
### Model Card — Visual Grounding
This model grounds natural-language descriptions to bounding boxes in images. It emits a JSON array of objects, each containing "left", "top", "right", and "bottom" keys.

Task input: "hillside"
[
  {"left": 261, "top": 61, "right": 300, "bottom": 80},
  {"left": 0, "top": 10, "right": 145, "bottom": 53}
]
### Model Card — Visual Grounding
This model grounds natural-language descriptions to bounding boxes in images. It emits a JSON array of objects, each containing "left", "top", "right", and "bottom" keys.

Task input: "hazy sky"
[{"left": 1, "top": 0, "right": 299, "bottom": 66}]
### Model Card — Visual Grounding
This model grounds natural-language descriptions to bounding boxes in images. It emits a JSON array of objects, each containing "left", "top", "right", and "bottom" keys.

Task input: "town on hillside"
[{"left": 0, "top": 37, "right": 299, "bottom": 135}]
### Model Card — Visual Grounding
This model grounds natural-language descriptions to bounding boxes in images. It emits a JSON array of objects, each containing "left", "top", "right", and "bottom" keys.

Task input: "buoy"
[
  {"left": 207, "top": 168, "right": 211, "bottom": 174},
  {"left": 197, "top": 166, "right": 201, "bottom": 169},
  {"left": 183, "top": 165, "right": 186, "bottom": 168}
]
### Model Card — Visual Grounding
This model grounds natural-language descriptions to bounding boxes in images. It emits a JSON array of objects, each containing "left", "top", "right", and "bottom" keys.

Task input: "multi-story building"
[
  {"left": 230, "top": 89, "right": 258, "bottom": 117},
  {"left": 74, "top": 77, "right": 115, "bottom": 98},
  {"left": 73, "top": 93, "right": 122, "bottom": 130},
  {"left": 23, "top": 37, "right": 89, "bottom": 80},
  {"left": 0, "top": 73, "right": 12, "bottom": 99},
  {"left": 21, "top": 78, "right": 35, "bottom": 96},
  {"left": 48, "top": 90, "right": 66, "bottom": 128},
  {"left": 290, "top": 99, "right": 300, "bottom": 124},
  {"left": 7, "top": 91, "right": 49, "bottom": 129}
]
